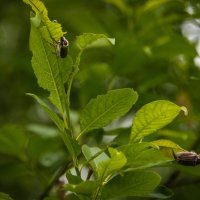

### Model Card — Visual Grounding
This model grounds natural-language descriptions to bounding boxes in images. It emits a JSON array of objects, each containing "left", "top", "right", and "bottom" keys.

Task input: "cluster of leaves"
[{"left": 1, "top": 0, "right": 200, "bottom": 200}]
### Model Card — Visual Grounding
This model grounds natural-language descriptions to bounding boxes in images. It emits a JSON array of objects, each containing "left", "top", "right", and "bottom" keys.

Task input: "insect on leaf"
[
  {"left": 151, "top": 139, "right": 186, "bottom": 159},
  {"left": 23, "top": 0, "right": 65, "bottom": 41},
  {"left": 118, "top": 142, "right": 169, "bottom": 168},
  {"left": 29, "top": 17, "right": 67, "bottom": 114}
]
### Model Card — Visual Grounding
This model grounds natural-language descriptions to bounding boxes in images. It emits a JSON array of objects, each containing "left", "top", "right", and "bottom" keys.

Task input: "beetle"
[
  {"left": 57, "top": 36, "right": 69, "bottom": 58},
  {"left": 174, "top": 151, "right": 200, "bottom": 166}
]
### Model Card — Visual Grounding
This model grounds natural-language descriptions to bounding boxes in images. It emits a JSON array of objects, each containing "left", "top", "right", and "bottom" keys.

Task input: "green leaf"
[
  {"left": 76, "top": 33, "right": 114, "bottom": 50},
  {"left": 66, "top": 172, "right": 82, "bottom": 184},
  {"left": 27, "top": 94, "right": 80, "bottom": 157},
  {"left": 23, "top": 0, "right": 65, "bottom": 41},
  {"left": 0, "top": 192, "right": 13, "bottom": 200},
  {"left": 79, "top": 88, "right": 138, "bottom": 139},
  {"left": 30, "top": 17, "right": 67, "bottom": 114},
  {"left": 27, "top": 93, "right": 80, "bottom": 156},
  {"left": 110, "top": 128, "right": 130, "bottom": 146},
  {"left": 151, "top": 139, "right": 186, "bottom": 158},
  {"left": 62, "top": 132, "right": 81, "bottom": 157},
  {"left": 27, "top": 93, "right": 65, "bottom": 132},
  {"left": 64, "top": 180, "right": 99, "bottom": 196},
  {"left": 59, "top": 56, "right": 73, "bottom": 83},
  {"left": 118, "top": 143, "right": 153, "bottom": 163},
  {"left": 23, "top": 0, "right": 48, "bottom": 19},
  {"left": 82, "top": 145, "right": 109, "bottom": 170},
  {"left": 97, "top": 148, "right": 127, "bottom": 180},
  {"left": 118, "top": 142, "right": 168, "bottom": 168},
  {"left": 130, "top": 100, "right": 186, "bottom": 142},
  {"left": 102, "top": 170, "right": 161, "bottom": 199}
]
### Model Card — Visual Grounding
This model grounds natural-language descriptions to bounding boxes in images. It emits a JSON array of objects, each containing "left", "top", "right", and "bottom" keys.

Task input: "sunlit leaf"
[
  {"left": 130, "top": 100, "right": 187, "bottom": 142},
  {"left": 64, "top": 180, "right": 99, "bottom": 196},
  {"left": 118, "top": 142, "right": 169, "bottom": 168},
  {"left": 76, "top": 33, "right": 114, "bottom": 50},
  {"left": 97, "top": 147, "right": 127, "bottom": 179},
  {"left": 23, "top": 0, "right": 65, "bottom": 41},
  {"left": 151, "top": 139, "right": 186, "bottom": 158}
]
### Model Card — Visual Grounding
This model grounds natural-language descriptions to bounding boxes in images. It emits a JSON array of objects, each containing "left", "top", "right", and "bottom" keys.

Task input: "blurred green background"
[{"left": 1, "top": 0, "right": 200, "bottom": 199}]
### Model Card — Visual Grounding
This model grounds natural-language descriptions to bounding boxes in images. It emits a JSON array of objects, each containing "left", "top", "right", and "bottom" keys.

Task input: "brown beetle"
[
  {"left": 174, "top": 151, "right": 200, "bottom": 166},
  {"left": 57, "top": 36, "right": 69, "bottom": 58}
]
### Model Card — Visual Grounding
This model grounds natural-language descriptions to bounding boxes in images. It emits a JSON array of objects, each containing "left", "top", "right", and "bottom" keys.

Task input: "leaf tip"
[
  {"left": 108, "top": 38, "right": 115, "bottom": 45},
  {"left": 180, "top": 106, "right": 188, "bottom": 116}
]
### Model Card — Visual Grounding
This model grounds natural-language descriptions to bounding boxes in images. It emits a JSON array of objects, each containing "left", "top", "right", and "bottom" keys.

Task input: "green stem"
[
  {"left": 62, "top": 112, "right": 69, "bottom": 130},
  {"left": 93, "top": 185, "right": 101, "bottom": 200},
  {"left": 60, "top": 129, "right": 80, "bottom": 175},
  {"left": 76, "top": 130, "right": 84, "bottom": 141},
  {"left": 80, "top": 146, "right": 108, "bottom": 172},
  {"left": 93, "top": 169, "right": 110, "bottom": 200},
  {"left": 93, "top": 180, "right": 105, "bottom": 200},
  {"left": 61, "top": 50, "right": 83, "bottom": 175},
  {"left": 66, "top": 50, "right": 83, "bottom": 138},
  {"left": 75, "top": 165, "right": 81, "bottom": 177},
  {"left": 66, "top": 50, "right": 82, "bottom": 103}
]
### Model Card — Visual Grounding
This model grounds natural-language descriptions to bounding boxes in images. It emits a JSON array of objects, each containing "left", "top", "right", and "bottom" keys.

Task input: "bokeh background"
[{"left": 1, "top": 0, "right": 200, "bottom": 199}]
